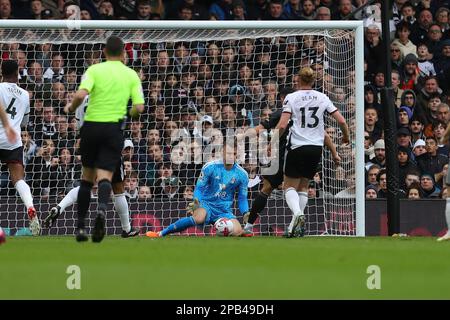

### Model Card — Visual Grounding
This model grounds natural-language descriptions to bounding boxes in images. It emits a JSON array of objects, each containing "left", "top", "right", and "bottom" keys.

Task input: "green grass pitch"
[{"left": 1, "top": 236, "right": 450, "bottom": 300}]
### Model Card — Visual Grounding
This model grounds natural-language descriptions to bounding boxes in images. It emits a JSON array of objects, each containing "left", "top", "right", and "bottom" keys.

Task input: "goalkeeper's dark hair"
[
  {"left": 105, "top": 36, "right": 125, "bottom": 57},
  {"left": 1, "top": 60, "right": 18, "bottom": 77}
]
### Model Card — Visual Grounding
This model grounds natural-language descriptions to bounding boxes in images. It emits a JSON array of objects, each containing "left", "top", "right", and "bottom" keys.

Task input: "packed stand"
[{"left": 0, "top": 0, "right": 449, "bottom": 202}]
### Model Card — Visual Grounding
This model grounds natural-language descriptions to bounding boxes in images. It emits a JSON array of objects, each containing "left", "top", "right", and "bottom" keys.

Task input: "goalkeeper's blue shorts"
[{"left": 200, "top": 200, "right": 236, "bottom": 225}]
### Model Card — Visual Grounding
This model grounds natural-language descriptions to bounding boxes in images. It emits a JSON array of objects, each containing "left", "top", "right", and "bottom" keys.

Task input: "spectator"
[
  {"left": 398, "top": 145, "right": 419, "bottom": 190},
  {"left": 407, "top": 182, "right": 422, "bottom": 199},
  {"left": 411, "top": 9, "right": 434, "bottom": 46},
  {"left": 27, "top": 61, "right": 48, "bottom": 91},
  {"left": 364, "top": 85, "right": 381, "bottom": 114},
  {"left": 400, "top": 88, "right": 418, "bottom": 111},
  {"left": 376, "top": 169, "right": 387, "bottom": 198},
  {"left": 0, "top": 0, "right": 13, "bottom": 19},
  {"left": 398, "top": 106, "right": 412, "bottom": 128},
  {"left": 55, "top": 147, "right": 76, "bottom": 196},
  {"left": 34, "top": 104, "right": 57, "bottom": 145},
  {"left": 154, "top": 176, "right": 183, "bottom": 199},
  {"left": 135, "top": 0, "right": 152, "bottom": 20},
  {"left": 231, "top": 0, "right": 246, "bottom": 20},
  {"left": 416, "top": 136, "right": 448, "bottom": 177},
  {"left": 392, "top": 70, "right": 404, "bottom": 108},
  {"left": 396, "top": 126, "right": 412, "bottom": 150},
  {"left": 432, "top": 121, "right": 449, "bottom": 156},
  {"left": 332, "top": 0, "right": 354, "bottom": 20},
  {"left": 399, "top": 1, "right": 416, "bottom": 25},
  {"left": 28, "top": 93, "right": 44, "bottom": 130},
  {"left": 300, "top": 0, "right": 316, "bottom": 20},
  {"left": 400, "top": 53, "right": 420, "bottom": 90},
  {"left": 284, "top": 0, "right": 301, "bottom": 20},
  {"left": 315, "top": 6, "right": 331, "bottom": 20},
  {"left": 412, "top": 138, "right": 427, "bottom": 158},
  {"left": 364, "top": 106, "right": 382, "bottom": 143},
  {"left": 391, "top": 43, "right": 404, "bottom": 73},
  {"left": 392, "top": 21, "right": 417, "bottom": 58},
  {"left": 419, "top": 172, "right": 441, "bottom": 198},
  {"left": 425, "top": 23, "right": 444, "bottom": 57},
  {"left": 365, "top": 184, "right": 378, "bottom": 199},
  {"left": 417, "top": 76, "right": 445, "bottom": 112},
  {"left": 364, "top": 131, "right": 375, "bottom": 163},
  {"left": 434, "top": 39, "right": 450, "bottom": 93},
  {"left": 51, "top": 82, "right": 66, "bottom": 111},
  {"left": 367, "top": 139, "right": 385, "bottom": 169},
  {"left": 183, "top": 185, "right": 194, "bottom": 200},
  {"left": 138, "top": 185, "right": 152, "bottom": 200},
  {"left": 54, "top": 115, "right": 75, "bottom": 151},
  {"left": 422, "top": 92, "right": 442, "bottom": 128},
  {"left": 80, "top": 9, "right": 92, "bottom": 20},
  {"left": 98, "top": 0, "right": 115, "bottom": 19},
  {"left": 366, "top": 164, "right": 381, "bottom": 188},
  {"left": 124, "top": 171, "right": 139, "bottom": 200},
  {"left": 26, "top": 138, "right": 58, "bottom": 197},
  {"left": 409, "top": 116, "right": 426, "bottom": 146},
  {"left": 11, "top": 49, "right": 28, "bottom": 82},
  {"left": 21, "top": 130, "right": 38, "bottom": 166},
  {"left": 405, "top": 169, "right": 421, "bottom": 190},
  {"left": 30, "top": 0, "right": 44, "bottom": 19},
  {"left": 247, "top": 0, "right": 268, "bottom": 20},
  {"left": 435, "top": 7, "right": 450, "bottom": 33},
  {"left": 209, "top": 0, "right": 233, "bottom": 20},
  {"left": 139, "top": 143, "right": 165, "bottom": 187},
  {"left": 263, "top": 0, "right": 288, "bottom": 20},
  {"left": 417, "top": 43, "right": 436, "bottom": 77},
  {"left": 177, "top": 4, "right": 194, "bottom": 20}
]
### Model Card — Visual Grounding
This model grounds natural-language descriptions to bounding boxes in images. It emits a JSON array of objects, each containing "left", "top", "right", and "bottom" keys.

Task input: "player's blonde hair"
[{"left": 299, "top": 67, "right": 315, "bottom": 85}]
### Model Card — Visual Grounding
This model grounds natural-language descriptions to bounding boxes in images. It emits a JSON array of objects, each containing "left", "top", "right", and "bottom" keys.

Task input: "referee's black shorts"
[
  {"left": 80, "top": 121, "right": 124, "bottom": 172},
  {"left": 284, "top": 145, "right": 322, "bottom": 180}
]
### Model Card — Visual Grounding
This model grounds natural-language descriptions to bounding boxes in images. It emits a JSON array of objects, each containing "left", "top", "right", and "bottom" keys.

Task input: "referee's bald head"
[{"left": 105, "top": 36, "right": 124, "bottom": 57}]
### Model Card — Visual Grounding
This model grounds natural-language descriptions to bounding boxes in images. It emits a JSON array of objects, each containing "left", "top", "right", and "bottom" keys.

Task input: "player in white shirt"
[
  {"left": 44, "top": 96, "right": 140, "bottom": 238},
  {"left": 0, "top": 60, "right": 40, "bottom": 236},
  {"left": 276, "top": 67, "right": 350, "bottom": 238}
]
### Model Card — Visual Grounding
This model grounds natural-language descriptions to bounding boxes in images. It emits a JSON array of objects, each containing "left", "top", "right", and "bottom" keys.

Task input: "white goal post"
[{"left": 0, "top": 20, "right": 365, "bottom": 237}]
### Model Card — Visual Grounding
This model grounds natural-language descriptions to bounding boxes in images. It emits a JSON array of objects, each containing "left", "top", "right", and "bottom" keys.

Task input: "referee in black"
[{"left": 65, "top": 36, "right": 144, "bottom": 242}]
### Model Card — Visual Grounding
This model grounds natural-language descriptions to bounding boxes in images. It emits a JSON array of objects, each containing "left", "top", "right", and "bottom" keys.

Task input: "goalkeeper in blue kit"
[{"left": 146, "top": 142, "right": 249, "bottom": 237}]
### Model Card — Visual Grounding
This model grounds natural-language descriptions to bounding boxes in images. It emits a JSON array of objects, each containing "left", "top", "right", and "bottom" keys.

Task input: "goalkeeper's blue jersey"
[{"left": 193, "top": 160, "right": 249, "bottom": 215}]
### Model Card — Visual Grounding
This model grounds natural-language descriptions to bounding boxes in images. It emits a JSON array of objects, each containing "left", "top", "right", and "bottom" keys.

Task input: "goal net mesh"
[{"left": 0, "top": 26, "right": 357, "bottom": 236}]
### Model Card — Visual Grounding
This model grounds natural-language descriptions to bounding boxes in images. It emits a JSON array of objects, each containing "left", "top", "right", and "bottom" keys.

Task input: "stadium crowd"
[{"left": 0, "top": 0, "right": 449, "bottom": 203}]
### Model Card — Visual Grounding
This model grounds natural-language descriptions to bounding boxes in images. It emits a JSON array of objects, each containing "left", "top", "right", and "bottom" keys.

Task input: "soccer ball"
[
  {"left": 214, "top": 218, "right": 234, "bottom": 237},
  {"left": 0, "top": 227, "right": 6, "bottom": 245}
]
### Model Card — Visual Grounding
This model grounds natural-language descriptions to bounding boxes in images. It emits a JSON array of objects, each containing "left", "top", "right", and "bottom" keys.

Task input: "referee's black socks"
[
  {"left": 248, "top": 192, "right": 269, "bottom": 224},
  {"left": 97, "top": 179, "right": 112, "bottom": 214},
  {"left": 77, "top": 180, "right": 93, "bottom": 229}
]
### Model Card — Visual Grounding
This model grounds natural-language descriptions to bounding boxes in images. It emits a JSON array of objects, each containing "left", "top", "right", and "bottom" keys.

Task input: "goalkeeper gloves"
[{"left": 186, "top": 198, "right": 200, "bottom": 214}]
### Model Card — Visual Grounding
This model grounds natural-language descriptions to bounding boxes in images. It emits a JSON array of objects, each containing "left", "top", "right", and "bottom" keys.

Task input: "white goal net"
[{"left": 0, "top": 20, "right": 364, "bottom": 237}]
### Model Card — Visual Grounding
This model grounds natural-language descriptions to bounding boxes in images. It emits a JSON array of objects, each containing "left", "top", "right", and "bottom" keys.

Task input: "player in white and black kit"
[
  {"left": 43, "top": 96, "right": 140, "bottom": 238},
  {"left": 0, "top": 60, "right": 40, "bottom": 236},
  {"left": 242, "top": 102, "right": 341, "bottom": 236},
  {"left": 276, "top": 67, "right": 350, "bottom": 238}
]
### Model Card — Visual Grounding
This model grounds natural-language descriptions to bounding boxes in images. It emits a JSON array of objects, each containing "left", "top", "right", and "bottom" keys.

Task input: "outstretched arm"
[
  {"left": 275, "top": 112, "right": 291, "bottom": 137},
  {"left": 331, "top": 110, "right": 350, "bottom": 144},
  {"left": 324, "top": 131, "right": 341, "bottom": 166},
  {"left": 65, "top": 89, "right": 89, "bottom": 114}
]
